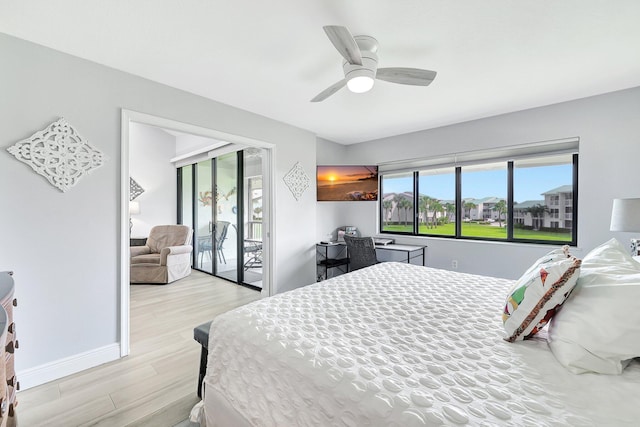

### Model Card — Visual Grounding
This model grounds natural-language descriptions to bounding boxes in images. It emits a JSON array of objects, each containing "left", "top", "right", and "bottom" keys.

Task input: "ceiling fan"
[{"left": 311, "top": 25, "right": 437, "bottom": 102}]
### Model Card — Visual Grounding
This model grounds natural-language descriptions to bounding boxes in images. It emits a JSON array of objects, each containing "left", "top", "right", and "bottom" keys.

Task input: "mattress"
[{"left": 202, "top": 262, "right": 640, "bottom": 426}]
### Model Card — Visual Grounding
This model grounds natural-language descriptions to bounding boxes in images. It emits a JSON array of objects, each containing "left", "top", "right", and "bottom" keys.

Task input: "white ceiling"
[{"left": 2, "top": 1, "right": 640, "bottom": 145}]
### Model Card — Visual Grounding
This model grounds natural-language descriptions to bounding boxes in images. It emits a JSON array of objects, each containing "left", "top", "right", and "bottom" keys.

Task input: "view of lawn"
[{"left": 382, "top": 222, "right": 571, "bottom": 241}]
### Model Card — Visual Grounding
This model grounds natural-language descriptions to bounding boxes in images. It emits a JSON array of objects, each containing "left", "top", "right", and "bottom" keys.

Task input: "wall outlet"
[{"left": 451, "top": 260, "right": 458, "bottom": 269}]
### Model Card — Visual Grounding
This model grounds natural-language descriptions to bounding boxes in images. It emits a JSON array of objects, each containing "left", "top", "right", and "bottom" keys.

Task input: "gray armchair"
[{"left": 130, "top": 225, "right": 193, "bottom": 284}]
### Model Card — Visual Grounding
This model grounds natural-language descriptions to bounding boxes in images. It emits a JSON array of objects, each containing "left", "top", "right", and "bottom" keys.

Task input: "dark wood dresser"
[{"left": 0, "top": 272, "right": 17, "bottom": 427}]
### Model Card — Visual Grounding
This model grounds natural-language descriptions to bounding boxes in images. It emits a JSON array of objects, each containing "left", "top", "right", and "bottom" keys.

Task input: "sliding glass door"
[
  {"left": 194, "top": 160, "right": 214, "bottom": 273},
  {"left": 242, "top": 148, "right": 264, "bottom": 288},
  {"left": 178, "top": 149, "right": 264, "bottom": 290},
  {"left": 214, "top": 152, "right": 238, "bottom": 283}
]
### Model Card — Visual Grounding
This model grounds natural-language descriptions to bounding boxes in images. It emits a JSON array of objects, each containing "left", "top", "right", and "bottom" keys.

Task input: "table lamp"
[
  {"left": 610, "top": 198, "right": 640, "bottom": 255},
  {"left": 129, "top": 201, "right": 140, "bottom": 233}
]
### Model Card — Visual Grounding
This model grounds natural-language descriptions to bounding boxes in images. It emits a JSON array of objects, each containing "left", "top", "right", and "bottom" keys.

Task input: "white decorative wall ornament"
[
  {"left": 130, "top": 177, "right": 145, "bottom": 201},
  {"left": 7, "top": 118, "right": 106, "bottom": 192},
  {"left": 283, "top": 161, "right": 310, "bottom": 201}
]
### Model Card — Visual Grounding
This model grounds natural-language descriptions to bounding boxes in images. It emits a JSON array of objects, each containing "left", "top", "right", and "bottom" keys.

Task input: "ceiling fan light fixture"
[
  {"left": 311, "top": 26, "right": 436, "bottom": 102},
  {"left": 347, "top": 75, "right": 374, "bottom": 93}
]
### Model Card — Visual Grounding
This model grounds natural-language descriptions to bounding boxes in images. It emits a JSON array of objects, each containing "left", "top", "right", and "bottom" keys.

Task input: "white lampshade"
[
  {"left": 129, "top": 201, "right": 141, "bottom": 215},
  {"left": 610, "top": 198, "right": 640, "bottom": 231}
]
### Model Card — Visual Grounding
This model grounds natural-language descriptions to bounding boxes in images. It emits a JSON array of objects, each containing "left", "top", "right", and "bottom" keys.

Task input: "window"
[
  {"left": 513, "top": 154, "right": 574, "bottom": 242},
  {"left": 380, "top": 172, "right": 414, "bottom": 233},
  {"left": 461, "top": 162, "right": 507, "bottom": 239},
  {"left": 379, "top": 145, "right": 578, "bottom": 245},
  {"left": 417, "top": 168, "right": 455, "bottom": 236}
]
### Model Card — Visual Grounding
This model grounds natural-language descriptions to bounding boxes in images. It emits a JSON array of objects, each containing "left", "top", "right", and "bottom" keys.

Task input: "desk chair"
[{"left": 343, "top": 235, "right": 378, "bottom": 271}]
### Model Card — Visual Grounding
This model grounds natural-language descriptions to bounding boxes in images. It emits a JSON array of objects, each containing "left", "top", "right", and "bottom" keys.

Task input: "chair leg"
[
  {"left": 217, "top": 248, "right": 224, "bottom": 264},
  {"left": 197, "top": 346, "right": 208, "bottom": 398}
]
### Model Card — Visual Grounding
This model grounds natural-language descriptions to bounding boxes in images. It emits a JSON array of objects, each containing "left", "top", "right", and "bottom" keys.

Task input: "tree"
[
  {"left": 419, "top": 195, "right": 434, "bottom": 228},
  {"left": 398, "top": 197, "right": 413, "bottom": 226},
  {"left": 392, "top": 194, "right": 404, "bottom": 225},
  {"left": 526, "top": 204, "right": 548, "bottom": 230},
  {"left": 444, "top": 202, "right": 456, "bottom": 223},
  {"left": 493, "top": 200, "right": 507, "bottom": 227},
  {"left": 464, "top": 201, "right": 477, "bottom": 220},
  {"left": 382, "top": 200, "right": 393, "bottom": 225},
  {"left": 430, "top": 199, "right": 443, "bottom": 228}
]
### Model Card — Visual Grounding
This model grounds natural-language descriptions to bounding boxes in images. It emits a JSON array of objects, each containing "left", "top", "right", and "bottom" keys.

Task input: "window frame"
[
  {"left": 379, "top": 153, "right": 578, "bottom": 246},
  {"left": 379, "top": 171, "right": 418, "bottom": 235}
]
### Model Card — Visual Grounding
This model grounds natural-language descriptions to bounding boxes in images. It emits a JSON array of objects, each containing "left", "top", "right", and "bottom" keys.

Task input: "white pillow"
[
  {"left": 503, "top": 245, "right": 581, "bottom": 342},
  {"left": 548, "top": 238, "right": 640, "bottom": 374}
]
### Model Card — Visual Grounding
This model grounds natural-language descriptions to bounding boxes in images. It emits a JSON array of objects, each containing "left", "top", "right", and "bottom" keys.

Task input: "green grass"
[{"left": 382, "top": 222, "right": 571, "bottom": 242}]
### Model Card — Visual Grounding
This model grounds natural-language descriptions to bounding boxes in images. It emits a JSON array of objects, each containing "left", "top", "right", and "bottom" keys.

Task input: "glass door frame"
[{"left": 178, "top": 151, "right": 261, "bottom": 289}]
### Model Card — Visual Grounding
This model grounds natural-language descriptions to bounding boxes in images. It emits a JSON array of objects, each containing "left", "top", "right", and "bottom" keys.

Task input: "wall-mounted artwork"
[
  {"left": 130, "top": 177, "right": 145, "bottom": 201},
  {"left": 7, "top": 118, "right": 106, "bottom": 192},
  {"left": 317, "top": 165, "right": 378, "bottom": 201},
  {"left": 283, "top": 162, "right": 310, "bottom": 201}
]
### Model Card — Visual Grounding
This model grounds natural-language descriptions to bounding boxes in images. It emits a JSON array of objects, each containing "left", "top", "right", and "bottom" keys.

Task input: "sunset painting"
[{"left": 317, "top": 165, "right": 378, "bottom": 201}]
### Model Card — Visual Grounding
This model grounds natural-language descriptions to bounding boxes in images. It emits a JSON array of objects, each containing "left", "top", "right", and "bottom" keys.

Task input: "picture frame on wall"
[{"left": 316, "top": 165, "right": 378, "bottom": 201}]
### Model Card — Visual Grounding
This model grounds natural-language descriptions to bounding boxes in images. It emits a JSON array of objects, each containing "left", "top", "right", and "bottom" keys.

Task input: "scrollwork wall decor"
[
  {"left": 7, "top": 118, "right": 106, "bottom": 192},
  {"left": 130, "top": 177, "right": 145, "bottom": 201},
  {"left": 283, "top": 161, "right": 310, "bottom": 201}
]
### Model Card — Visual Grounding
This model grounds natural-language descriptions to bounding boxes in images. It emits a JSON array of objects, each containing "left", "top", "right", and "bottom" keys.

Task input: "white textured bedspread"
[{"left": 204, "top": 262, "right": 640, "bottom": 426}]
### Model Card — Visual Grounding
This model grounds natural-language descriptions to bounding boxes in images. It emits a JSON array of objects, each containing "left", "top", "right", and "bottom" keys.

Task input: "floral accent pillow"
[{"left": 503, "top": 246, "right": 581, "bottom": 342}]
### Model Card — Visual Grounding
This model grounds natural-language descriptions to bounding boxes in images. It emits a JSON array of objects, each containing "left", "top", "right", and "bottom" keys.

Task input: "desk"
[
  {"left": 374, "top": 244, "right": 426, "bottom": 266},
  {"left": 316, "top": 242, "right": 427, "bottom": 281}
]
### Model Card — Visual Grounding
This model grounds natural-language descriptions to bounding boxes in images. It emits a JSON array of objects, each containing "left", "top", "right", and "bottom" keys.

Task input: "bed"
[{"left": 198, "top": 245, "right": 640, "bottom": 426}]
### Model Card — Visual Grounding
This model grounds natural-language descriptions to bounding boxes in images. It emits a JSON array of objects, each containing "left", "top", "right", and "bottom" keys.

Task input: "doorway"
[{"left": 121, "top": 109, "right": 274, "bottom": 357}]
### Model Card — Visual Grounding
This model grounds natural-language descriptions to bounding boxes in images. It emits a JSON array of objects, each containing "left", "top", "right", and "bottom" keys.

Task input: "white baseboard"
[{"left": 17, "top": 343, "right": 121, "bottom": 390}]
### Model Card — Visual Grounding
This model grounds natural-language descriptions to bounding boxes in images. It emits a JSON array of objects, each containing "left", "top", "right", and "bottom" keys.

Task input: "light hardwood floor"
[{"left": 18, "top": 271, "right": 262, "bottom": 426}]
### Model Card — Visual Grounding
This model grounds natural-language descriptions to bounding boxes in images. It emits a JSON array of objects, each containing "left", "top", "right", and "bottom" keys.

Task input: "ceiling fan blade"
[
  {"left": 323, "top": 25, "right": 363, "bottom": 66},
  {"left": 376, "top": 67, "right": 437, "bottom": 86},
  {"left": 311, "top": 79, "right": 348, "bottom": 102}
]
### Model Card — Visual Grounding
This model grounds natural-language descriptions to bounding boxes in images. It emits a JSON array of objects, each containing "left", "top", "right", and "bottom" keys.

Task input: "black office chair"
[{"left": 344, "top": 235, "right": 379, "bottom": 271}]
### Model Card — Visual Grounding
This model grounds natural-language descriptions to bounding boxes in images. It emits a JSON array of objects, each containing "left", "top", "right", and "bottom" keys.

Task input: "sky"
[
  {"left": 382, "top": 164, "right": 572, "bottom": 203},
  {"left": 317, "top": 165, "right": 377, "bottom": 185}
]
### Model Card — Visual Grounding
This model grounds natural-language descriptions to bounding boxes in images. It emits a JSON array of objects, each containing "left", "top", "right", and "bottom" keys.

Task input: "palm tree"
[
  {"left": 493, "top": 200, "right": 507, "bottom": 227},
  {"left": 464, "top": 201, "right": 477, "bottom": 220},
  {"left": 430, "top": 199, "right": 443, "bottom": 228},
  {"left": 419, "top": 195, "right": 434, "bottom": 228},
  {"left": 444, "top": 202, "right": 455, "bottom": 223},
  {"left": 392, "top": 194, "right": 404, "bottom": 225},
  {"left": 526, "top": 204, "right": 548, "bottom": 230},
  {"left": 382, "top": 200, "right": 393, "bottom": 225},
  {"left": 399, "top": 197, "right": 413, "bottom": 226}
]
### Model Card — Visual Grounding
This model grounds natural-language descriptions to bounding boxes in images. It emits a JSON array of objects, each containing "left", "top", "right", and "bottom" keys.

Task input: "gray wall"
[
  {"left": 330, "top": 87, "right": 640, "bottom": 279},
  {"left": 315, "top": 138, "right": 355, "bottom": 241},
  {"left": 129, "top": 123, "right": 177, "bottom": 237},
  {"left": 0, "top": 33, "right": 317, "bottom": 384}
]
